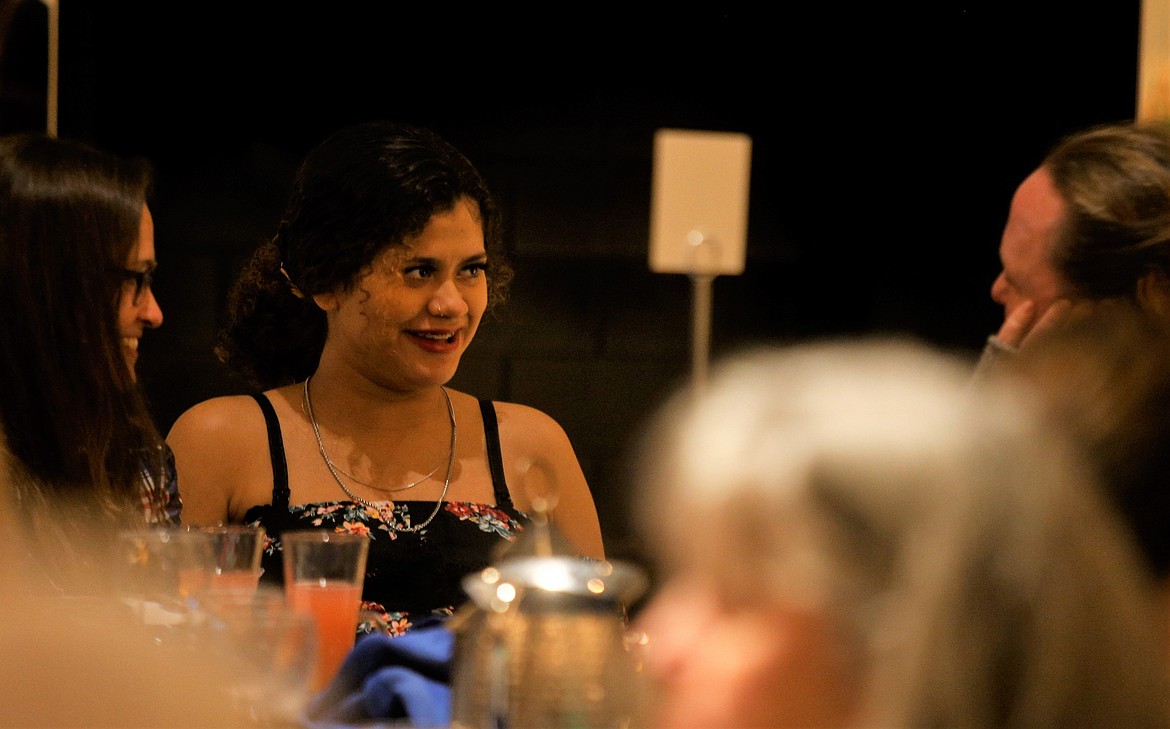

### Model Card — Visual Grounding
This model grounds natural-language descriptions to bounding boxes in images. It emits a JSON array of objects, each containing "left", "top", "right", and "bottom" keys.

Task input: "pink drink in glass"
[
  {"left": 178, "top": 567, "right": 211, "bottom": 600},
  {"left": 179, "top": 568, "right": 261, "bottom": 601},
  {"left": 286, "top": 580, "right": 363, "bottom": 691},
  {"left": 209, "top": 569, "right": 263, "bottom": 596}
]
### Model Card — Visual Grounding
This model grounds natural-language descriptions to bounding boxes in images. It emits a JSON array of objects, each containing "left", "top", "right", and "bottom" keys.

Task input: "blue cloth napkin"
[{"left": 304, "top": 620, "right": 454, "bottom": 729}]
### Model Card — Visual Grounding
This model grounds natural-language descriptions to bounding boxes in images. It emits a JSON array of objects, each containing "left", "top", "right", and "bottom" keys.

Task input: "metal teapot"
[{"left": 449, "top": 525, "right": 648, "bottom": 729}]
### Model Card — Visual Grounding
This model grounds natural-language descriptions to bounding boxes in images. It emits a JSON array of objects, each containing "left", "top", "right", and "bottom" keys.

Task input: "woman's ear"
[
  {"left": 312, "top": 292, "right": 338, "bottom": 312},
  {"left": 1136, "top": 269, "right": 1170, "bottom": 323}
]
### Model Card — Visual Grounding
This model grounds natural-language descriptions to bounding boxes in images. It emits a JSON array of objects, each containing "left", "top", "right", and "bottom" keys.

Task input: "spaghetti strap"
[
  {"left": 251, "top": 393, "right": 291, "bottom": 509},
  {"left": 478, "top": 399, "right": 511, "bottom": 506}
]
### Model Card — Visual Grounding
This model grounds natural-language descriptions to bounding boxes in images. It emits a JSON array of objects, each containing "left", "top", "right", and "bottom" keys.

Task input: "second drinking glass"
[{"left": 280, "top": 530, "right": 369, "bottom": 692}]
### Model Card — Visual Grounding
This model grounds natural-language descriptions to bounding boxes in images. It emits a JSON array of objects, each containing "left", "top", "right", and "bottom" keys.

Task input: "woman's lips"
[{"left": 409, "top": 329, "right": 459, "bottom": 353}]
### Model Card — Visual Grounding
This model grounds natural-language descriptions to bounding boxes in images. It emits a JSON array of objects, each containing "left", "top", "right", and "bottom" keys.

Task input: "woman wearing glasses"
[{"left": 0, "top": 132, "right": 177, "bottom": 590}]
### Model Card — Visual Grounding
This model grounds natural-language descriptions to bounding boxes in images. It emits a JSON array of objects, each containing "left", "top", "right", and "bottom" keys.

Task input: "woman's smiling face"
[
  {"left": 116, "top": 204, "right": 163, "bottom": 380},
  {"left": 314, "top": 196, "right": 489, "bottom": 390}
]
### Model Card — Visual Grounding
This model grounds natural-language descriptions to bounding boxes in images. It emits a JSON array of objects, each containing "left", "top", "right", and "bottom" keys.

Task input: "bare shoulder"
[
  {"left": 490, "top": 400, "right": 571, "bottom": 444},
  {"left": 167, "top": 394, "right": 268, "bottom": 446},
  {"left": 486, "top": 400, "right": 580, "bottom": 481},
  {"left": 488, "top": 399, "right": 606, "bottom": 560},
  {"left": 166, "top": 394, "right": 272, "bottom": 525}
]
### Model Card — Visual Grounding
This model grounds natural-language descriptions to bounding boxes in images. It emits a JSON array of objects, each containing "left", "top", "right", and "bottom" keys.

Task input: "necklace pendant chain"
[
  {"left": 303, "top": 376, "right": 456, "bottom": 534},
  {"left": 335, "top": 460, "right": 441, "bottom": 493}
]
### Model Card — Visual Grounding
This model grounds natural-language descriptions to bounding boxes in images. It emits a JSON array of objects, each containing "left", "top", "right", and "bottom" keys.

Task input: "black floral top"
[{"left": 243, "top": 394, "right": 529, "bottom": 637}]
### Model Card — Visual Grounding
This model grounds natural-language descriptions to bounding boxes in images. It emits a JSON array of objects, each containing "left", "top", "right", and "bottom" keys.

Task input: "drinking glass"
[
  {"left": 193, "top": 524, "right": 266, "bottom": 599},
  {"left": 196, "top": 585, "right": 318, "bottom": 725},
  {"left": 113, "top": 527, "right": 217, "bottom": 626},
  {"left": 281, "top": 530, "right": 369, "bottom": 691}
]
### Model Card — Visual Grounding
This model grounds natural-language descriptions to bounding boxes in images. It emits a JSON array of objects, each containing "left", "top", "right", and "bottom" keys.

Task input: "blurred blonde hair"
[
  {"left": 0, "top": 438, "right": 250, "bottom": 728},
  {"left": 635, "top": 337, "right": 1170, "bottom": 728}
]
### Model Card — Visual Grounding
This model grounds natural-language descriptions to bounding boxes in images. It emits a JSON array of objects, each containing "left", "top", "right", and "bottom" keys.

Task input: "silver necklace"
[
  {"left": 303, "top": 376, "right": 456, "bottom": 533},
  {"left": 333, "top": 461, "right": 440, "bottom": 492},
  {"left": 301, "top": 388, "right": 442, "bottom": 496},
  {"left": 334, "top": 465, "right": 442, "bottom": 493}
]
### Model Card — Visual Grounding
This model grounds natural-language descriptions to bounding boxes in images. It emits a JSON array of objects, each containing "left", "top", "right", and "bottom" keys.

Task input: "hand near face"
[
  {"left": 998, "top": 298, "right": 1104, "bottom": 349},
  {"left": 996, "top": 299, "right": 1037, "bottom": 348}
]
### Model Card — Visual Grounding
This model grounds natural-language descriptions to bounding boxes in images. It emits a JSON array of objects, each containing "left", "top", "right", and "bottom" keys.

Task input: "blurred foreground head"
[
  {"left": 634, "top": 338, "right": 1169, "bottom": 729},
  {"left": 0, "top": 440, "right": 249, "bottom": 728}
]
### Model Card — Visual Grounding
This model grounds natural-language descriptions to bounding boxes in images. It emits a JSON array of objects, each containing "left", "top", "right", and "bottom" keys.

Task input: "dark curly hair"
[{"left": 216, "top": 121, "right": 512, "bottom": 389}]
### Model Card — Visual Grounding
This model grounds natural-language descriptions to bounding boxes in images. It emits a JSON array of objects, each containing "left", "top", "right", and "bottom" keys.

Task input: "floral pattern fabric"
[{"left": 247, "top": 498, "right": 528, "bottom": 637}]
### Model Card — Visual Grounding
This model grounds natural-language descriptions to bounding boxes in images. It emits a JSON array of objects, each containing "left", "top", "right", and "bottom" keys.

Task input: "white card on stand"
[{"left": 649, "top": 128, "right": 752, "bottom": 275}]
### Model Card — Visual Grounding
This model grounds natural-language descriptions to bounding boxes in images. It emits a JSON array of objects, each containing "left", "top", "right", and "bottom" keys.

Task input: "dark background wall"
[{"left": 2, "top": 1, "right": 1144, "bottom": 561}]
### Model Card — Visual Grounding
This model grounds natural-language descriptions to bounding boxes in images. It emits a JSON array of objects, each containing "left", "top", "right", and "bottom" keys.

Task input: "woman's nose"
[
  {"left": 990, "top": 272, "right": 1007, "bottom": 305},
  {"left": 140, "top": 289, "right": 163, "bottom": 328},
  {"left": 431, "top": 280, "right": 467, "bottom": 317}
]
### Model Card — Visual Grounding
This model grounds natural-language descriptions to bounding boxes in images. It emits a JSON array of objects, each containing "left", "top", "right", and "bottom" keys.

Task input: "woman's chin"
[{"left": 122, "top": 349, "right": 139, "bottom": 381}]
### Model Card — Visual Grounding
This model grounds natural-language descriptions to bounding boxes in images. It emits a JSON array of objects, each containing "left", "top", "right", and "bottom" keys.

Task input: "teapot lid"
[
  {"left": 462, "top": 555, "right": 648, "bottom": 612},
  {"left": 465, "top": 458, "right": 648, "bottom": 610}
]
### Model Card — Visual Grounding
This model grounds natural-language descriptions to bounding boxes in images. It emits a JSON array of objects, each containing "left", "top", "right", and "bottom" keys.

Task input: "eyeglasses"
[{"left": 115, "top": 265, "right": 155, "bottom": 306}]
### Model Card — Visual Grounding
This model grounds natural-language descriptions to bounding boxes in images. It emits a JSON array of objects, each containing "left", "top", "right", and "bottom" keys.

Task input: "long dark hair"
[
  {"left": 0, "top": 132, "right": 161, "bottom": 526},
  {"left": 216, "top": 120, "right": 512, "bottom": 389}
]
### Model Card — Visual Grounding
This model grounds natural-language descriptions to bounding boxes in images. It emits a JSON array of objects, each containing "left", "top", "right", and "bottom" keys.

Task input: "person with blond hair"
[{"left": 632, "top": 338, "right": 1170, "bottom": 728}]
